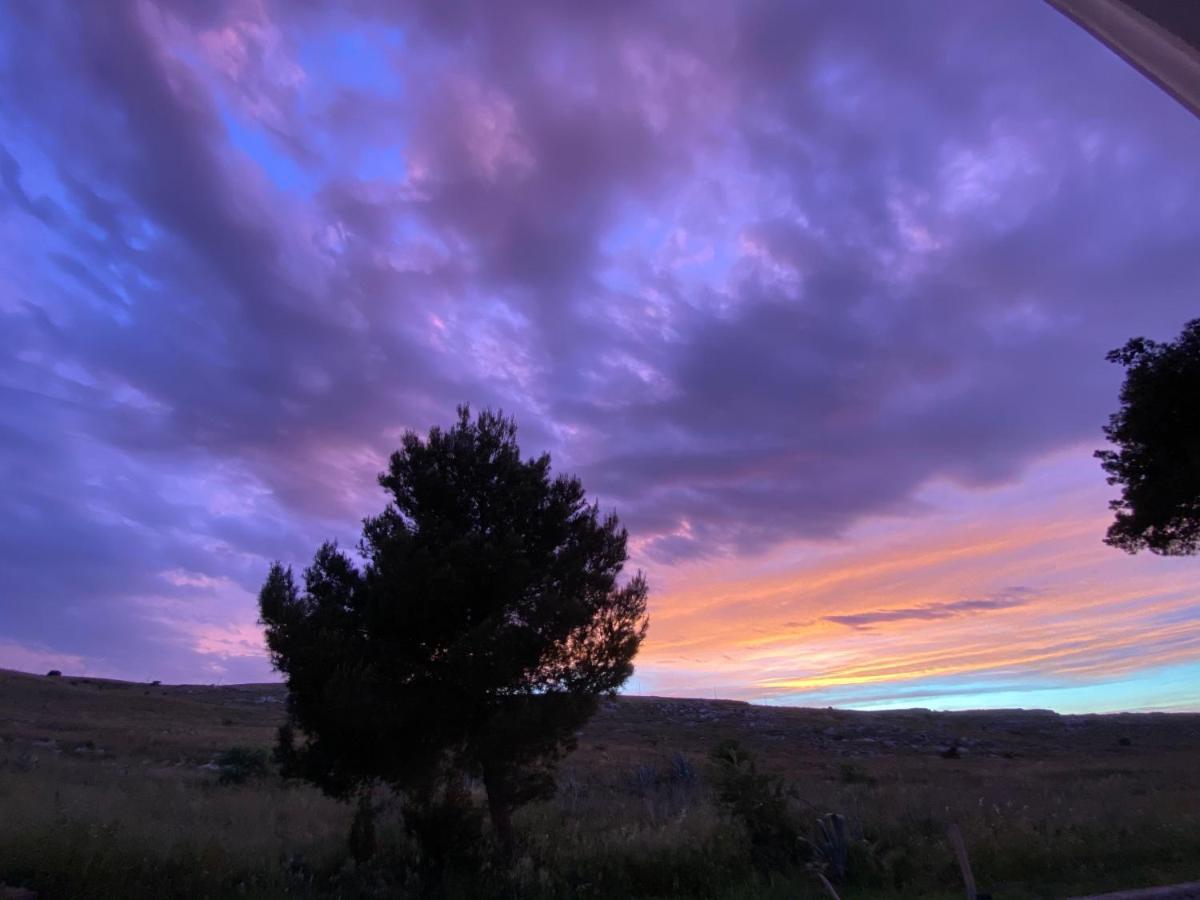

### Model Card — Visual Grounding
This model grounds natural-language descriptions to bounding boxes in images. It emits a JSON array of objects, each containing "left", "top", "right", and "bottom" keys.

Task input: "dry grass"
[{"left": 2, "top": 668, "right": 1199, "bottom": 898}]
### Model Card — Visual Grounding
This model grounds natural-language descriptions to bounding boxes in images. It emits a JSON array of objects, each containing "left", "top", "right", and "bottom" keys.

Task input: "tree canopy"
[
  {"left": 258, "top": 406, "right": 648, "bottom": 852},
  {"left": 1096, "top": 319, "right": 1200, "bottom": 555}
]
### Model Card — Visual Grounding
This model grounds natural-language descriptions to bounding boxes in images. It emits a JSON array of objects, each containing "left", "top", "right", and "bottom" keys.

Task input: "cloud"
[
  {"left": 1, "top": 0, "right": 1197, "bottom": 695},
  {"left": 0, "top": 641, "right": 87, "bottom": 677},
  {"left": 823, "top": 594, "right": 1031, "bottom": 631}
]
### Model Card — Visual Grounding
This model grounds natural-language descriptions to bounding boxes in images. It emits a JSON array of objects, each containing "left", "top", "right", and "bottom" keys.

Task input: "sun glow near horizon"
[{"left": 633, "top": 447, "right": 1200, "bottom": 712}]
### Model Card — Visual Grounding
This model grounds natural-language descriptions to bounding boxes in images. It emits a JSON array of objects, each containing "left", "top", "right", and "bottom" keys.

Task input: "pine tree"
[{"left": 259, "top": 406, "right": 648, "bottom": 855}]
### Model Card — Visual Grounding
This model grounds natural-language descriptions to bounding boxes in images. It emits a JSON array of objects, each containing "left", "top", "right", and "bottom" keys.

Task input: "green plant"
[
  {"left": 812, "top": 812, "right": 849, "bottom": 881},
  {"left": 837, "top": 762, "right": 875, "bottom": 786},
  {"left": 402, "top": 777, "right": 487, "bottom": 884},
  {"left": 709, "top": 739, "right": 807, "bottom": 874},
  {"left": 348, "top": 792, "right": 377, "bottom": 865},
  {"left": 214, "top": 746, "right": 271, "bottom": 785}
]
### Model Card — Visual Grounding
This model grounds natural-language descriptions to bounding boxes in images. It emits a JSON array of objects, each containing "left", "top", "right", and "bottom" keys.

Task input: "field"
[{"left": 1, "top": 667, "right": 1198, "bottom": 899}]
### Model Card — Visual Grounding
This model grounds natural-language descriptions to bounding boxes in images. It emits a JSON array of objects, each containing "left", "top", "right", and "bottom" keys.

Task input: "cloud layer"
[
  {"left": 1, "top": 0, "right": 1197, "bottom": 703},
  {"left": 823, "top": 594, "right": 1031, "bottom": 632}
]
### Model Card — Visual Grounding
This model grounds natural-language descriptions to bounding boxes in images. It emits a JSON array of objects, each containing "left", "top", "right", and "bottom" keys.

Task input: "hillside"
[{"left": 5, "top": 668, "right": 1197, "bottom": 767}]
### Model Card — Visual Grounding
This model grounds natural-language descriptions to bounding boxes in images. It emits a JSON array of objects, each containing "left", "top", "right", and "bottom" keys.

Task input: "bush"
[
  {"left": 838, "top": 762, "right": 876, "bottom": 785},
  {"left": 213, "top": 747, "right": 271, "bottom": 785},
  {"left": 628, "top": 752, "right": 700, "bottom": 820},
  {"left": 46, "top": 670, "right": 61, "bottom": 677},
  {"left": 402, "top": 777, "right": 486, "bottom": 882},
  {"left": 348, "top": 792, "right": 377, "bottom": 865},
  {"left": 708, "top": 739, "right": 807, "bottom": 874},
  {"left": 812, "top": 812, "right": 849, "bottom": 880},
  {"left": 667, "top": 751, "right": 698, "bottom": 788}
]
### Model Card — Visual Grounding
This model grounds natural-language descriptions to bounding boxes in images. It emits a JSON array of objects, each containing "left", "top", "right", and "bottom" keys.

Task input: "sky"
[{"left": 1, "top": 0, "right": 1198, "bottom": 713}]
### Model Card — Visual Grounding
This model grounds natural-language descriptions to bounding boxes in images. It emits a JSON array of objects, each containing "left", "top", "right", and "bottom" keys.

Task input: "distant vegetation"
[{"left": 2, "top": 670, "right": 1200, "bottom": 898}]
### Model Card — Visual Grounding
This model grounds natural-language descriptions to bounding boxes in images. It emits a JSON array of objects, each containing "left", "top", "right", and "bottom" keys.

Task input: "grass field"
[{"left": 1, "top": 667, "right": 1198, "bottom": 899}]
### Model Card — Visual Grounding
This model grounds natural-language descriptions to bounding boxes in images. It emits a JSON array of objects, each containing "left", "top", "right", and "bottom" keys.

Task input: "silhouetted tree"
[
  {"left": 259, "top": 407, "right": 648, "bottom": 856},
  {"left": 1096, "top": 319, "right": 1200, "bottom": 555}
]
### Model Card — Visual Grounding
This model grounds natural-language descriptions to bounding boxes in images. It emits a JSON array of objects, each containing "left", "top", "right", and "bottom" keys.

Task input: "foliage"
[
  {"left": 258, "top": 406, "right": 649, "bottom": 855},
  {"left": 812, "top": 813, "right": 849, "bottom": 881},
  {"left": 837, "top": 762, "right": 875, "bottom": 785},
  {"left": 1096, "top": 319, "right": 1200, "bottom": 555},
  {"left": 214, "top": 746, "right": 271, "bottom": 785},
  {"left": 401, "top": 777, "right": 486, "bottom": 883},
  {"left": 708, "top": 739, "right": 807, "bottom": 874},
  {"left": 274, "top": 721, "right": 295, "bottom": 770},
  {"left": 628, "top": 752, "right": 700, "bottom": 820},
  {"left": 348, "top": 793, "right": 377, "bottom": 865}
]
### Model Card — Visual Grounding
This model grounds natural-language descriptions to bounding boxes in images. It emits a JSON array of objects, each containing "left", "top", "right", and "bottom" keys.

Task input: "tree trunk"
[{"left": 482, "top": 763, "right": 516, "bottom": 860}]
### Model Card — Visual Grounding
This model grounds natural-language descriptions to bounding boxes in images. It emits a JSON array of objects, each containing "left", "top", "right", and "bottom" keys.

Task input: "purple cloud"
[
  {"left": 1, "top": 0, "right": 1198, "bottom": 682},
  {"left": 824, "top": 595, "right": 1032, "bottom": 632}
]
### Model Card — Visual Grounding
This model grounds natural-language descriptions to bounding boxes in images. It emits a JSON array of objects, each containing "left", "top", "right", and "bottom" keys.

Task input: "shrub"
[
  {"left": 214, "top": 747, "right": 271, "bottom": 785},
  {"left": 813, "top": 812, "right": 849, "bottom": 880},
  {"left": 46, "top": 670, "right": 61, "bottom": 678},
  {"left": 402, "top": 777, "right": 486, "bottom": 881},
  {"left": 668, "top": 751, "right": 698, "bottom": 788},
  {"left": 708, "top": 739, "right": 807, "bottom": 874},
  {"left": 838, "top": 762, "right": 876, "bottom": 785},
  {"left": 348, "top": 792, "right": 377, "bottom": 865},
  {"left": 628, "top": 752, "right": 699, "bottom": 820},
  {"left": 273, "top": 722, "right": 295, "bottom": 772}
]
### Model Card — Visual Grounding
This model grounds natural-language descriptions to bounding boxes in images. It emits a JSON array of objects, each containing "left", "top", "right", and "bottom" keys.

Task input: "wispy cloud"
[{"left": 824, "top": 594, "right": 1031, "bottom": 631}]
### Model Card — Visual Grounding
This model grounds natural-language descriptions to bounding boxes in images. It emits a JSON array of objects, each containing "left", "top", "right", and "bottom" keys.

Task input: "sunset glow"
[
  {"left": 1, "top": 1, "right": 1197, "bottom": 712},
  {"left": 633, "top": 449, "right": 1199, "bottom": 710}
]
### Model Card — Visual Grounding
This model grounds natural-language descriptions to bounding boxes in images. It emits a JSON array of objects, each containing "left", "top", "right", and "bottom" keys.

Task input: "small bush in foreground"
[
  {"left": 215, "top": 746, "right": 271, "bottom": 785},
  {"left": 709, "top": 739, "right": 807, "bottom": 874},
  {"left": 838, "top": 762, "right": 876, "bottom": 785}
]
